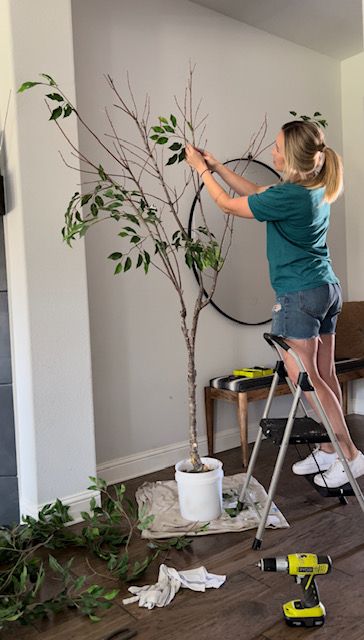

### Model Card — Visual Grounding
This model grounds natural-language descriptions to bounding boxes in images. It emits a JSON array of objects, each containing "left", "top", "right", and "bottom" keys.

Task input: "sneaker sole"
[
  {"left": 314, "top": 476, "right": 346, "bottom": 488},
  {"left": 292, "top": 463, "right": 333, "bottom": 476}
]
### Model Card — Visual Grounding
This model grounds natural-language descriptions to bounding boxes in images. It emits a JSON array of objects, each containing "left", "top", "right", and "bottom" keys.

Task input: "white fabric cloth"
[
  {"left": 122, "top": 564, "right": 226, "bottom": 609},
  {"left": 135, "top": 473, "right": 289, "bottom": 538}
]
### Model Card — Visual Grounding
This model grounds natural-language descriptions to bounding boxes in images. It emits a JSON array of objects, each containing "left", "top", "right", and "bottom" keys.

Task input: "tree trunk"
[{"left": 187, "top": 344, "right": 203, "bottom": 471}]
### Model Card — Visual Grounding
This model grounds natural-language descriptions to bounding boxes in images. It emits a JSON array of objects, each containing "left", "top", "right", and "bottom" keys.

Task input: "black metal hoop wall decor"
[{"left": 188, "top": 157, "right": 280, "bottom": 326}]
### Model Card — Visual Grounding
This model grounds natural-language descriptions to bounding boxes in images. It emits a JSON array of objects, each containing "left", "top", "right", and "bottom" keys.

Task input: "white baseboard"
[
  {"left": 16, "top": 428, "right": 246, "bottom": 524},
  {"left": 99, "top": 401, "right": 364, "bottom": 486},
  {"left": 349, "top": 380, "right": 364, "bottom": 414},
  {"left": 352, "top": 399, "right": 364, "bottom": 414},
  {"left": 19, "top": 489, "right": 101, "bottom": 526},
  {"left": 96, "top": 427, "right": 244, "bottom": 486}
]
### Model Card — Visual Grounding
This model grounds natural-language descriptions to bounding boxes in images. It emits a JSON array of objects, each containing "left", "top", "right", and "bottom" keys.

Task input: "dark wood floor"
[{"left": 3, "top": 414, "right": 364, "bottom": 640}]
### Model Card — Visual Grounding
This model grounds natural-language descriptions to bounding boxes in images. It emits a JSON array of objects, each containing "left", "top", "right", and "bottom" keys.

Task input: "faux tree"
[{"left": 19, "top": 68, "right": 268, "bottom": 471}]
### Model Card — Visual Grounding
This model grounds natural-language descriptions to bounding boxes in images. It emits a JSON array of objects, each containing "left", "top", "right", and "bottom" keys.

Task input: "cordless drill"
[{"left": 257, "top": 553, "right": 332, "bottom": 627}]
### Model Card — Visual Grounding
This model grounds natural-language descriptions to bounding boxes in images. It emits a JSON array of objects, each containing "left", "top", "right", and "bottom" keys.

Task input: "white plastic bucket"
[{"left": 175, "top": 457, "right": 223, "bottom": 521}]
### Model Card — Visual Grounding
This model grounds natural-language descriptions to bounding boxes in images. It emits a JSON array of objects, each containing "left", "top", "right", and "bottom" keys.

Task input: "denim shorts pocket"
[
  {"left": 298, "top": 287, "right": 327, "bottom": 319},
  {"left": 329, "top": 283, "right": 343, "bottom": 317}
]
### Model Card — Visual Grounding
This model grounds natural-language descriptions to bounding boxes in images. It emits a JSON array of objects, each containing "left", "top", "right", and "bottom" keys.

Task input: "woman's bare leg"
[
  {"left": 315, "top": 333, "right": 343, "bottom": 452},
  {"left": 317, "top": 333, "right": 342, "bottom": 406},
  {"left": 282, "top": 337, "right": 358, "bottom": 460}
]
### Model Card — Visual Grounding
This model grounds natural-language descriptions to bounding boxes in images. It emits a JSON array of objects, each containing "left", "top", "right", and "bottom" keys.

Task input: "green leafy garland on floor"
[{"left": 0, "top": 476, "right": 193, "bottom": 630}]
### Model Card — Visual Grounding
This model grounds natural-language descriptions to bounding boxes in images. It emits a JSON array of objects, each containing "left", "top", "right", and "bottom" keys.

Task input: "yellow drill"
[{"left": 257, "top": 553, "right": 332, "bottom": 627}]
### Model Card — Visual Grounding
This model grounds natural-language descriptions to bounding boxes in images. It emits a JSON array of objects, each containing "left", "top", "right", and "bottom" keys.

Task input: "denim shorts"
[{"left": 271, "top": 283, "right": 342, "bottom": 340}]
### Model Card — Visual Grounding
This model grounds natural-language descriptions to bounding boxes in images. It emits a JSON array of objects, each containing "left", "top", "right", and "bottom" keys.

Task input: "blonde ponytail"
[
  {"left": 282, "top": 121, "right": 343, "bottom": 203},
  {"left": 318, "top": 146, "right": 343, "bottom": 203}
]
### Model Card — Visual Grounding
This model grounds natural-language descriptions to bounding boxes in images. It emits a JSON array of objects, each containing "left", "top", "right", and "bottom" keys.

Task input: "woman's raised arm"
[{"left": 200, "top": 149, "right": 269, "bottom": 195}]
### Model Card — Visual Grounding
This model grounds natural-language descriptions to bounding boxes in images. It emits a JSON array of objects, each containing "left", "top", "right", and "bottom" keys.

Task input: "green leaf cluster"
[
  {"left": 17, "top": 74, "right": 73, "bottom": 120},
  {"left": 148, "top": 536, "right": 193, "bottom": 551},
  {"left": 149, "top": 115, "right": 186, "bottom": 165},
  {"left": 63, "top": 182, "right": 223, "bottom": 277},
  {"left": 62, "top": 182, "right": 161, "bottom": 276},
  {"left": 0, "top": 475, "right": 193, "bottom": 631},
  {"left": 0, "top": 499, "right": 117, "bottom": 628},
  {"left": 289, "top": 110, "right": 328, "bottom": 128},
  {"left": 169, "top": 228, "right": 222, "bottom": 272}
]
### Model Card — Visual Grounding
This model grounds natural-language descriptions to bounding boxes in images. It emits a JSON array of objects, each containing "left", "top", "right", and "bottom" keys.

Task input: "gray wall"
[
  {"left": 72, "top": 0, "right": 347, "bottom": 483},
  {"left": 0, "top": 217, "right": 19, "bottom": 525},
  {"left": 1, "top": 0, "right": 98, "bottom": 522}
]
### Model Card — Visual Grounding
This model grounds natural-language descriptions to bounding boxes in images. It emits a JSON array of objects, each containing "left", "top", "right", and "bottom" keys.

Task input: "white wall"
[
  {"left": 0, "top": 0, "right": 98, "bottom": 520},
  {"left": 341, "top": 52, "right": 364, "bottom": 299},
  {"left": 71, "top": 0, "right": 347, "bottom": 482},
  {"left": 341, "top": 51, "right": 364, "bottom": 412}
]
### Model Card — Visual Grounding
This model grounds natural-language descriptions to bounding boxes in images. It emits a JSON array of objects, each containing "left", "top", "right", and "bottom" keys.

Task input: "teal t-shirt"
[{"left": 248, "top": 182, "right": 339, "bottom": 295}]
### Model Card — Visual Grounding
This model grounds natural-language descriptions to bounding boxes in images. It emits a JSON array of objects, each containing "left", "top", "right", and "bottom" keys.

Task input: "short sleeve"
[{"left": 248, "top": 183, "right": 299, "bottom": 222}]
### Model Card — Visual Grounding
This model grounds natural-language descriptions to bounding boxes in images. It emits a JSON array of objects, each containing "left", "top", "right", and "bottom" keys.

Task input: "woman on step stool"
[{"left": 185, "top": 119, "right": 364, "bottom": 488}]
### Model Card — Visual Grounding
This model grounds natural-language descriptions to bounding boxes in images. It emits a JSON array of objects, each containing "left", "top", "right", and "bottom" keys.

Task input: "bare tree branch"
[{"left": 29, "top": 67, "right": 269, "bottom": 472}]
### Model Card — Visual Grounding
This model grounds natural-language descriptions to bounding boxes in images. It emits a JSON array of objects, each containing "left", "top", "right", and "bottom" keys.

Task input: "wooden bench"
[
  {"left": 205, "top": 359, "right": 364, "bottom": 468},
  {"left": 205, "top": 302, "right": 364, "bottom": 468}
]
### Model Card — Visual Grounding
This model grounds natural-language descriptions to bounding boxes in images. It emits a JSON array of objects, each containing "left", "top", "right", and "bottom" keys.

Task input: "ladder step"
[
  {"left": 304, "top": 473, "right": 354, "bottom": 498},
  {"left": 260, "top": 417, "right": 331, "bottom": 445}
]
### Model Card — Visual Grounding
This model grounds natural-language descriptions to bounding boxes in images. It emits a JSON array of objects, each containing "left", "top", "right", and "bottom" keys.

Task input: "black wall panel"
[{"left": 0, "top": 217, "right": 19, "bottom": 525}]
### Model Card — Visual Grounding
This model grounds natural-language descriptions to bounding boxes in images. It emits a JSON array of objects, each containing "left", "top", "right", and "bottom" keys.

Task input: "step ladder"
[{"left": 238, "top": 333, "right": 364, "bottom": 550}]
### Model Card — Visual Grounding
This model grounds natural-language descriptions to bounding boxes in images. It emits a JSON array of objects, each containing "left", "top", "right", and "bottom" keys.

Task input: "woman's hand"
[
  {"left": 185, "top": 144, "right": 220, "bottom": 174},
  {"left": 200, "top": 149, "right": 219, "bottom": 171},
  {"left": 185, "top": 143, "right": 208, "bottom": 175}
]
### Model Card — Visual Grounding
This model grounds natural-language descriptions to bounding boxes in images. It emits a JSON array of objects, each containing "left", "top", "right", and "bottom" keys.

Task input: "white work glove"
[
  {"left": 178, "top": 566, "right": 226, "bottom": 591},
  {"left": 122, "top": 564, "right": 226, "bottom": 609},
  {"left": 123, "top": 565, "right": 181, "bottom": 609}
]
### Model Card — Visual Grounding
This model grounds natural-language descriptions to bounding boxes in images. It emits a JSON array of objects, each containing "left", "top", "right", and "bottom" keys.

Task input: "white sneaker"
[
  {"left": 314, "top": 451, "right": 364, "bottom": 488},
  {"left": 292, "top": 447, "right": 337, "bottom": 475}
]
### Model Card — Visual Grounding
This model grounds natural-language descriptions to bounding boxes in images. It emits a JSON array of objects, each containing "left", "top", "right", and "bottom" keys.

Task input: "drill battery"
[
  {"left": 283, "top": 599, "right": 326, "bottom": 627},
  {"left": 232, "top": 366, "right": 273, "bottom": 378}
]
